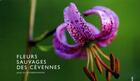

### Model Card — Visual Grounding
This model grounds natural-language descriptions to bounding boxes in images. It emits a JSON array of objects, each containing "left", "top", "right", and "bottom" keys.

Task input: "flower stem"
[
  {"left": 22, "top": 45, "right": 32, "bottom": 81},
  {"left": 28, "top": 0, "right": 36, "bottom": 41},
  {"left": 34, "top": 28, "right": 56, "bottom": 44},
  {"left": 22, "top": 0, "right": 36, "bottom": 81},
  {"left": 22, "top": 0, "right": 56, "bottom": 81}
]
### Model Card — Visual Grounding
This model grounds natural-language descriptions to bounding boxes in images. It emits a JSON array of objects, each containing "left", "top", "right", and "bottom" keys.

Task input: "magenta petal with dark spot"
[
  {"left": 64, "top": 3, "right": 99, "bottom": 44},
  {"left": 53, "top": 23, "right": 86, "bottom": 59},
  {"left": 83, "top": 6, "right": 119, "bottom": 47}
]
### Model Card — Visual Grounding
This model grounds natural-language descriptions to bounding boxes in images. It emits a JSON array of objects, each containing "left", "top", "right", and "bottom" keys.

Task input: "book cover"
[{"left": 0, "top": 0, "right": 139, "bottom": 81}]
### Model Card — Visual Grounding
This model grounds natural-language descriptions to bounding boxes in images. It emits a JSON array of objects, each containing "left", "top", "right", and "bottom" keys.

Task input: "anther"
[
  {"left": 106, "top": 70, "right": 111, "bottom": 81},
  {"left": 95, "top": 57, "right": 102, "bottom": 73},
  {"left": 83, "top": 67, "right": 97, "bottom": 81},
  {"left": 92, "top": 49, "right": 111, "bottom": 72},
  {"left": 115, "top": 58, "right": 120, "bottom": 73},
  {"left": 110, "top": 53, "right": 115, "bottom": 71}
]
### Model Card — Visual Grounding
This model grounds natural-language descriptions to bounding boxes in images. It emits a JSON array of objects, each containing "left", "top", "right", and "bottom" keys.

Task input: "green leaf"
[{"left": 37, "top": 45, "right": 52, "bottom": 52}]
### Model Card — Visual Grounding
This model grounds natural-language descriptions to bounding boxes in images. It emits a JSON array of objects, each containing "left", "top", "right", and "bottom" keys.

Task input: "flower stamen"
[
  {"left": 106, "top": 70, "right": 111, "bottom": 81},
  {"left": 115, "top": 58, "right": 120, "bottom": 73},
  {"left": 86, "top": 48, "right": 90, "bottom": 69},
  {"left": 86, "top": 48, "right": 94, "bottom": 71},
  {"left": 83, "top": 67, "right": 97, "bottom": 81},
  {"left": 89, "top": 48, "right": 94, "bottom": 71},
  {"left": 110, "top": 53, "right": 116, "bottom": 71},
  {"left": 85, "top": 44, "right": 120, "bottom": 81},
  {"left": 94, "top": 54, "right": 103, "bottom": 73},
  {"left": 93, "top": 44, "right": 110, "bottom": 61},
  {"left": 91, "top": 46, "right": 119, "bottom": 78}
]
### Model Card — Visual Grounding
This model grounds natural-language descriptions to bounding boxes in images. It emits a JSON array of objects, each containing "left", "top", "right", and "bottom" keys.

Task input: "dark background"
[{"left": 0, "top": 0, "right": 140, "bottom": 81}]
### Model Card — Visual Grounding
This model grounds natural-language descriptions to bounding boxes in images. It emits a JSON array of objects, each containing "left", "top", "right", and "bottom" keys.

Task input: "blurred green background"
[{"left": 0, "top": 0, "right": 140, "bottom": 81}]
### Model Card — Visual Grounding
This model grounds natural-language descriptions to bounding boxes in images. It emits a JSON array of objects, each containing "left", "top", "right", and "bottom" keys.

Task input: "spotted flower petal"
[
  {"left": 83, "top": 6, "right": 119, "bottom": 47},
  {"left": 64, "top": 3, "right": 99, "bottom": 44},
  {"left": 53, "top": 23, "right": 86, "bottom": 59}
]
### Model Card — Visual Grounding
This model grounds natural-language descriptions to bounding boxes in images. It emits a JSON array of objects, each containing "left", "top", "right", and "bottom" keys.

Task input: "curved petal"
[
  {"left": 66, "top": 23, "right": 85, "bottom": 44},
  {"left": 64, "top": 3, "right": 100, "bottom": 43},
  {"left": 96, "top": 33, "right": 116, "bottom": 47},
  {"left": 83, "top": 6, "right": 119, "bottom": 47},
  {"left": 86, "top": 23, "right": 100, "bottom": 40},
  {"left": 53, "top": 23, "right": 86, "bottom": 59},
  {"left": 93, "top": 6, "right": 119, "bottom": 39}
]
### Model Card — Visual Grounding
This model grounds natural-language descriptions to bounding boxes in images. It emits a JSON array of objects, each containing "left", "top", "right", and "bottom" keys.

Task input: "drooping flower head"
[{"left": 53, "top": 3, "right": 120, "bottom": 81}]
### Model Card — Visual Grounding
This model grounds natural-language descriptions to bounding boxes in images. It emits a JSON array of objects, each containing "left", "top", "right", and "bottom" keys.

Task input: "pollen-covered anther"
[
  {"left": 115, "top": 58, "right": 120, "bottom": 73},
  {"left": 106, "top": 70, "right": 111, "bottom": 81},
  {"left": 94, "top": 57, "right": 103, "bottom": 73},
  {"left": 83, "top": 67, "right": 97, "bottom": 81},
  {"left": 110, "top": 53, "right": 120, "bottom": 78},
  {"left": 110, "top": 53, "right": 116, "bottom": 71}
]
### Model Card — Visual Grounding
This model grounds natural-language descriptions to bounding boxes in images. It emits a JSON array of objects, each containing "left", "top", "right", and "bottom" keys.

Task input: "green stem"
[
  {"left": 34, "top": 28, "right": 56, "bottom": 44},
  {"left": 22, "top": 0, "right": 56, "bottom": 81},
  {"left": 22, "top": 0, "right": 36, "bottom": 81},
  {"left": 28, "top": 0, "right": 36, "bottom": 41}
]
